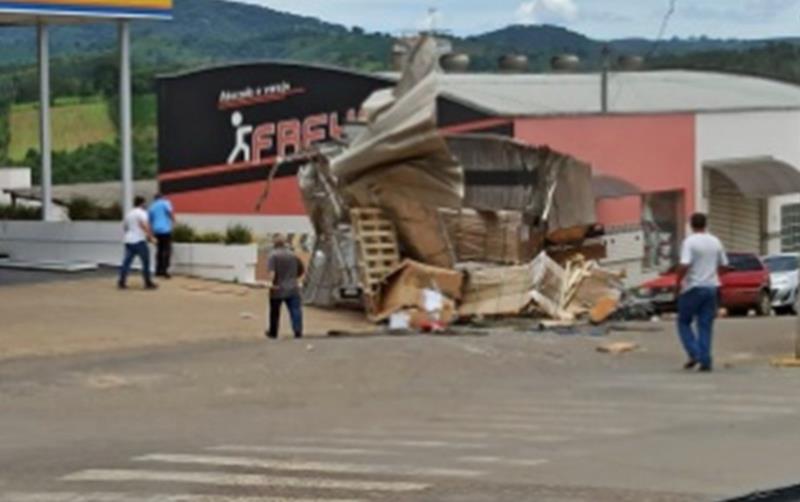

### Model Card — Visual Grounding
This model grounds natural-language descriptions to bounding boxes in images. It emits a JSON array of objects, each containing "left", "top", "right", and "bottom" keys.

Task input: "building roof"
[{"left": 434, "top": 70, "right": 800, "bottom": 117}]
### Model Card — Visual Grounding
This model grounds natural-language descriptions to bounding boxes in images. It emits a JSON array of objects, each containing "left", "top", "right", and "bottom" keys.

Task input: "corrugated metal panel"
[
  {"left": 709, "top": 172, "right": 762, "bottom": 253},
  {"left": 418, "top": 70, "right": 800, "bottom": 116},
  {"left": 705, "top": 157, "right": 800, "bottom": 198}
]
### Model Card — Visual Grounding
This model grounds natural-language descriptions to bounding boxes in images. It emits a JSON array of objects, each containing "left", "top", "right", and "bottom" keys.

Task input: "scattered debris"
[
  {"left": 596, "top": 342, "right": 640, "bottom": 355},
  {"left": 296, "top": 35, "right": 627, "bottom": 335},
  {"left": 771, "top": 357, "right": 800, "bottom": 368}
]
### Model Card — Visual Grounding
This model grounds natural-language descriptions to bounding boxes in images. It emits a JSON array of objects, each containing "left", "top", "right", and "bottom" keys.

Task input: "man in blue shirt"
[{"left": 148, "top": 193, "right": 175, "bottom": 279}]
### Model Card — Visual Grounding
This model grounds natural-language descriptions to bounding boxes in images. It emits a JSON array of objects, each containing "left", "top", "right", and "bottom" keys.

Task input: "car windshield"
[
  {"left": 728, "top": 254, "right": 764, "bottom": 271},
  {"left": 764, "top": 256, "right": 799, "bottom": 273}
]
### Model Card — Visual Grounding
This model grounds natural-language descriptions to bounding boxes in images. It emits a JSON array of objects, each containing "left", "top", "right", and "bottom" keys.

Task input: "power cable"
[{"left": 645, "top": 0, "right": 678, "bottom": 60}]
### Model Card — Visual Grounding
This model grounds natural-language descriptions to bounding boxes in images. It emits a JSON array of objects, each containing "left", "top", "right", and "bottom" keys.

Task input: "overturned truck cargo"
[{"left": 299, "top": 36, "right": 615, "bottom": 323}]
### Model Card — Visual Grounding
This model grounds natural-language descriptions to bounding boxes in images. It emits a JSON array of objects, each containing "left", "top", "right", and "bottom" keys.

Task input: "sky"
[{"left": 237, "top": 0, "right": 800, "bottom": 40}]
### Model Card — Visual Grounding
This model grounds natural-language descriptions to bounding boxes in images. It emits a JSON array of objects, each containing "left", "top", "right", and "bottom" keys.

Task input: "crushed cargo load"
[{"left": 296, "top": 35, "right": 626, "bottom": 328}]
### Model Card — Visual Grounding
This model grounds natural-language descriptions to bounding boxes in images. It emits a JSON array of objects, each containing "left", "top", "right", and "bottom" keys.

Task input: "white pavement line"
[
  {"left": 457, "top": 456, "right": 550, "bottom": 468},
  {"left": 1, "top": 492, "right": 364, "bottom": 502},
  {"left": 209, "top": 445, "right": 400, "bottom": 457},
  {"left": 134, "top": 453, "right": 483, "bottom": 478},
  {"left": 62, "top": 470, "right": 429, "bottom": 493},
  {"left": 482, "top": 405, "right": 785, "bottom": 421},
  {"left": 706, "top": 394, "right": 798, "bottom": 405},
  {"left": 329, "top": 427, "right": 568, "bottom": 443},
  {"left": 395, "top": 420, "right": 628, "bottom": 436},
  {"left": 436, "top": 419, "right": 633, "bottom": 436},
  {"left": 330, "top": 428, "right": 492, "bottom": 440},
  {"left": 283, "top": 437, "right": 487, "bottom": 449},
  {"left": 501, "top": 401, "right": 797, "bottom": 415}
]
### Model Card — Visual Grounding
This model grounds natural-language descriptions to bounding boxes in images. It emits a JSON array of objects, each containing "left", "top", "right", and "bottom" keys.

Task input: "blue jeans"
[
  {"left": 677, "top": 287, "right": 718, "bottom": 368},
  {"left": 118, "top": 241, "right": 153, "bottom": 287},
  {"left": 269, "top": 294, "right": 303, "bottom": 338}
]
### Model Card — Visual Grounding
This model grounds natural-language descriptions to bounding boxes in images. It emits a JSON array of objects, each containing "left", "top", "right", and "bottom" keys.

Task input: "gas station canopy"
[
  {"left": 0, "top": 0, "right": 172, "bottom": 22},
  {"left": 0, "top": 1, "right": 172, "bottom": 219}
]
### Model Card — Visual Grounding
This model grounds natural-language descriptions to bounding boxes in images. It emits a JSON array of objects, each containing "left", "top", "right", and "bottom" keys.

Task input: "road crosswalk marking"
[
  {"left": 62, "top": 470, "right": 430, "bottom": 492},
  {"left": 2, "top": 493, "right": 364, "bottom": 502},
  {"left": 329, "top": 428, "right": 569, "bottom": 443},
  {"left": 208, "top": 445, "right": 400, "bottom": 457},
  {"left": 134, "top": 453, "right": 483, "bottom": 478},
  {"left": 457, "top": 456, "right": 549, "bottom": 467},
  {"left": 493, "top": 401, "right": 797, "bottom": 415},
  {"left": 283, "top": 437, "right": 486, "bottom": 449}
]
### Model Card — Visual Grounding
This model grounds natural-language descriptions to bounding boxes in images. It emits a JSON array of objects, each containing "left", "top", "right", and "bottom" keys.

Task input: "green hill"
[
  {"left": 0, "top": 0, "right": 797, "bottom": 72},
  {"left": 2, "top": 0, "right": 800, "bottom": 184}
]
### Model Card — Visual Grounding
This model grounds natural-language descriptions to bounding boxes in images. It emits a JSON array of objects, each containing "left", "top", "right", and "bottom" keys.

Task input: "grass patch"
[{"left": 8, "top": 99, "right": 116, "bottom": 160}]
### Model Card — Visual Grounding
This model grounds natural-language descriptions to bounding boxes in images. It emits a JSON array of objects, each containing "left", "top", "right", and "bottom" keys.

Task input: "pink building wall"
[{"left": 514, "top": 114, "right": 696, "bottom": 227}]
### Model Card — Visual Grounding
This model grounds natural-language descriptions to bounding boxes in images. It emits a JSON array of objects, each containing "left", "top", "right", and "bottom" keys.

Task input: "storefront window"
[
  {"left": 642, "top": 191, "right": 683, "bottom": 272},
  {"left": 781, "top": 203, "right": 800, "bottom": 252}
]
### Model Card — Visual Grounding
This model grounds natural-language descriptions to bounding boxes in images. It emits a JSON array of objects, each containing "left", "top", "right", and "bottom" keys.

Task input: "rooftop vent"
[
  {"left": 440, "top": 52, "right": 471, "bottom": 73},
  {"left": 617, "top": 55, "right": 644, "bottom": 71},
  {"left": 498, "top": 54, "right": 529, "bottom": 73},
  {"left": 551, "top": 54, "right": 581, "bottom": 72}
]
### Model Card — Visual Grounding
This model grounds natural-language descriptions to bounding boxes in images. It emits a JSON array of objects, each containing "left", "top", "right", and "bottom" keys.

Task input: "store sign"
[
  {"left": 0, "top": 0, "right": 173, "bottom": 19},
  {"left": 157, "top": 63, "right": 391, "bottom": 195},
  {"left": 157, "top": 62, "right": 508, "bottom": 215}
]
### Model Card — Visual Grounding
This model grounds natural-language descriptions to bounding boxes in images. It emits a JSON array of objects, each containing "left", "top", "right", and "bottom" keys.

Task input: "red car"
[{"left": 638, "top": 252, "right": 772, "bottom": 316}]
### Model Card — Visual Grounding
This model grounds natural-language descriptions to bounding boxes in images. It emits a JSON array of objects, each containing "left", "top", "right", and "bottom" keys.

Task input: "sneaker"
[
  {"left": 117, "top": 283, "right": 127, "bottom": 290},
  {"left": 698, "top": 365, "right": 713, "bottom": 373},
  {"left": 145, "top": 283, "right": 158, "bottom": 290},
  {"left": 265, "top": 331, "right": 277, "bottom": 340},
  {"left": 683, "top": 360, "right": 698, "bottom": 370}
]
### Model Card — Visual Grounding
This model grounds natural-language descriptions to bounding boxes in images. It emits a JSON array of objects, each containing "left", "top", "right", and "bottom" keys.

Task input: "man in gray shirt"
[
  {"left": 675, "top": 213, "right": 729, "bottom": 372},
  {"left": 266, "top": 234, "right": 305, "bottom": 339}
]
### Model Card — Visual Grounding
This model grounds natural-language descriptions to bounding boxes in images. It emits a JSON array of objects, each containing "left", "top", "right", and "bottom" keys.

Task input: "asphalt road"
[{"left": 2, "top": 314, "right": 800, "bottom": 502}]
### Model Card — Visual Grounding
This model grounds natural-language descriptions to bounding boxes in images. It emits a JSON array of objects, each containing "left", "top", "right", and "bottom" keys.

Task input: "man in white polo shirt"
[
  {"left": 118, "top": 196, "right": 157, "bottom": 290},
  {"left": 675, "top": 212, "right": 729, "bottom": 372}
]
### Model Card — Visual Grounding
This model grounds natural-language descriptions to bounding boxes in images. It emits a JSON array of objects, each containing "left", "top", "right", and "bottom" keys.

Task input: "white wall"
[
  {"left": 0, "top": 221, "right": 258, "bottom": 284},
  {"left": 696, "top": 110, "right": 800, "bottom": 254},
  {"left": 0, "top": 168, "right": 32, "bottom": 205},
  {"left": 0, "top": 221, "right": 123, "bottom": 265}
]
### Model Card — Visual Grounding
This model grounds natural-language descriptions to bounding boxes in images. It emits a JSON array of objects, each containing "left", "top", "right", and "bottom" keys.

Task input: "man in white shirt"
[
  {"left": 118, "top": 196, "right": 157, "bottom": 290},
  {"left": 675, "top": 213, "right": 729, "bottom": 372}
]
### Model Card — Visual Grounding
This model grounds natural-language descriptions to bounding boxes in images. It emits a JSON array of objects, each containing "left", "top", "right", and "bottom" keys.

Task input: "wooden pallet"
[{"left": 351, "top": 208, "right": 401, "bottom": 296}]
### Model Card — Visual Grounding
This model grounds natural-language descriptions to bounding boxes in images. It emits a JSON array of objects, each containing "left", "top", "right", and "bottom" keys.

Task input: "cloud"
[
  {"left": 681, "top": 0, "right": 800, "bottom": 24},
  {"left": 515, "top": 0, "right": 579, "bottom": 25}
]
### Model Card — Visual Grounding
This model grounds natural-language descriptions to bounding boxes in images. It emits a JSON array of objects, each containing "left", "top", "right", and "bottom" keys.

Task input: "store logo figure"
[{"left": 227, "top": 111, "right": 253, "bottom": 164}]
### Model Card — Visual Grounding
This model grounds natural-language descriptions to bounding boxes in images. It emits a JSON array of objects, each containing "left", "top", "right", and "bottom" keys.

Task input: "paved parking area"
[{"left": 1, "top": 271, "right": 799, "bottom": 500}]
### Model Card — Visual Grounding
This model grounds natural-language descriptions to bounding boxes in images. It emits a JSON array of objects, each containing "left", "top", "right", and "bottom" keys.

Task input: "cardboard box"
[{"left": 371, "top": 259, "right": 464, "bottom": 321}]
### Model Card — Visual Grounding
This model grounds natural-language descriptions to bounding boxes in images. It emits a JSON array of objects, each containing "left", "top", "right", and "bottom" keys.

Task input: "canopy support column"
[
  {"left": 119, "top": 20, "right": 133, "bottom": 214},
  {"left": 37, "top": 22, "right": 53, "bottom": 221}
]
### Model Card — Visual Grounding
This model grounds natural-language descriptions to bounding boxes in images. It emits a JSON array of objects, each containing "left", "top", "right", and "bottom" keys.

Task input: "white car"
[{"left": 763, "top": 254, "right": 800, "bottom": 315}]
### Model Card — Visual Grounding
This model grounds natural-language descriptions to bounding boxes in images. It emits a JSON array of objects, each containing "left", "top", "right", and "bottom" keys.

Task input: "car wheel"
[
  {"left": 727, "top": 308, "right": 748, "bottom": 317},
  {"left": 775, "top": 306, "right": 793, "bottom": 316},
  {"left": 755, "top": 290, "right": 772, "bottom": 317}
]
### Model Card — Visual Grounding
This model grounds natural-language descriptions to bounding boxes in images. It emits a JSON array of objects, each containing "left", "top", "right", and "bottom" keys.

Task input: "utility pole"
[
  {"left": 601, "top": 45, "right": 610, "bottom": 114},
  {"left": 427, "top": 7, "right": 438, "bottom": 34}
]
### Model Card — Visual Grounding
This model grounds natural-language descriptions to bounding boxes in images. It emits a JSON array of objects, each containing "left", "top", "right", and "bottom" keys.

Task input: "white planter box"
[
  {"left": 172, "top": 243, "right": 258, "bottom": 284},
  {"left": 0, "top": 221, "right": 259, "bottom": 284}
]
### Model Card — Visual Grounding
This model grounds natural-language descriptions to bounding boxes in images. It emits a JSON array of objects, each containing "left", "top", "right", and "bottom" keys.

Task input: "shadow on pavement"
[
  {"left": 0, "top": 267, "right": 117, "bottom": 287},
  {"left": 724, "top": 484, "right": 800, "bottom": 502}
]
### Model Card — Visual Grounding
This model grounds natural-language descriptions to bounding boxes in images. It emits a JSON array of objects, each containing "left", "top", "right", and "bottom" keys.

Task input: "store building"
[{"left": 158, "top": 64, "right": 800, "bottom": 284}]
